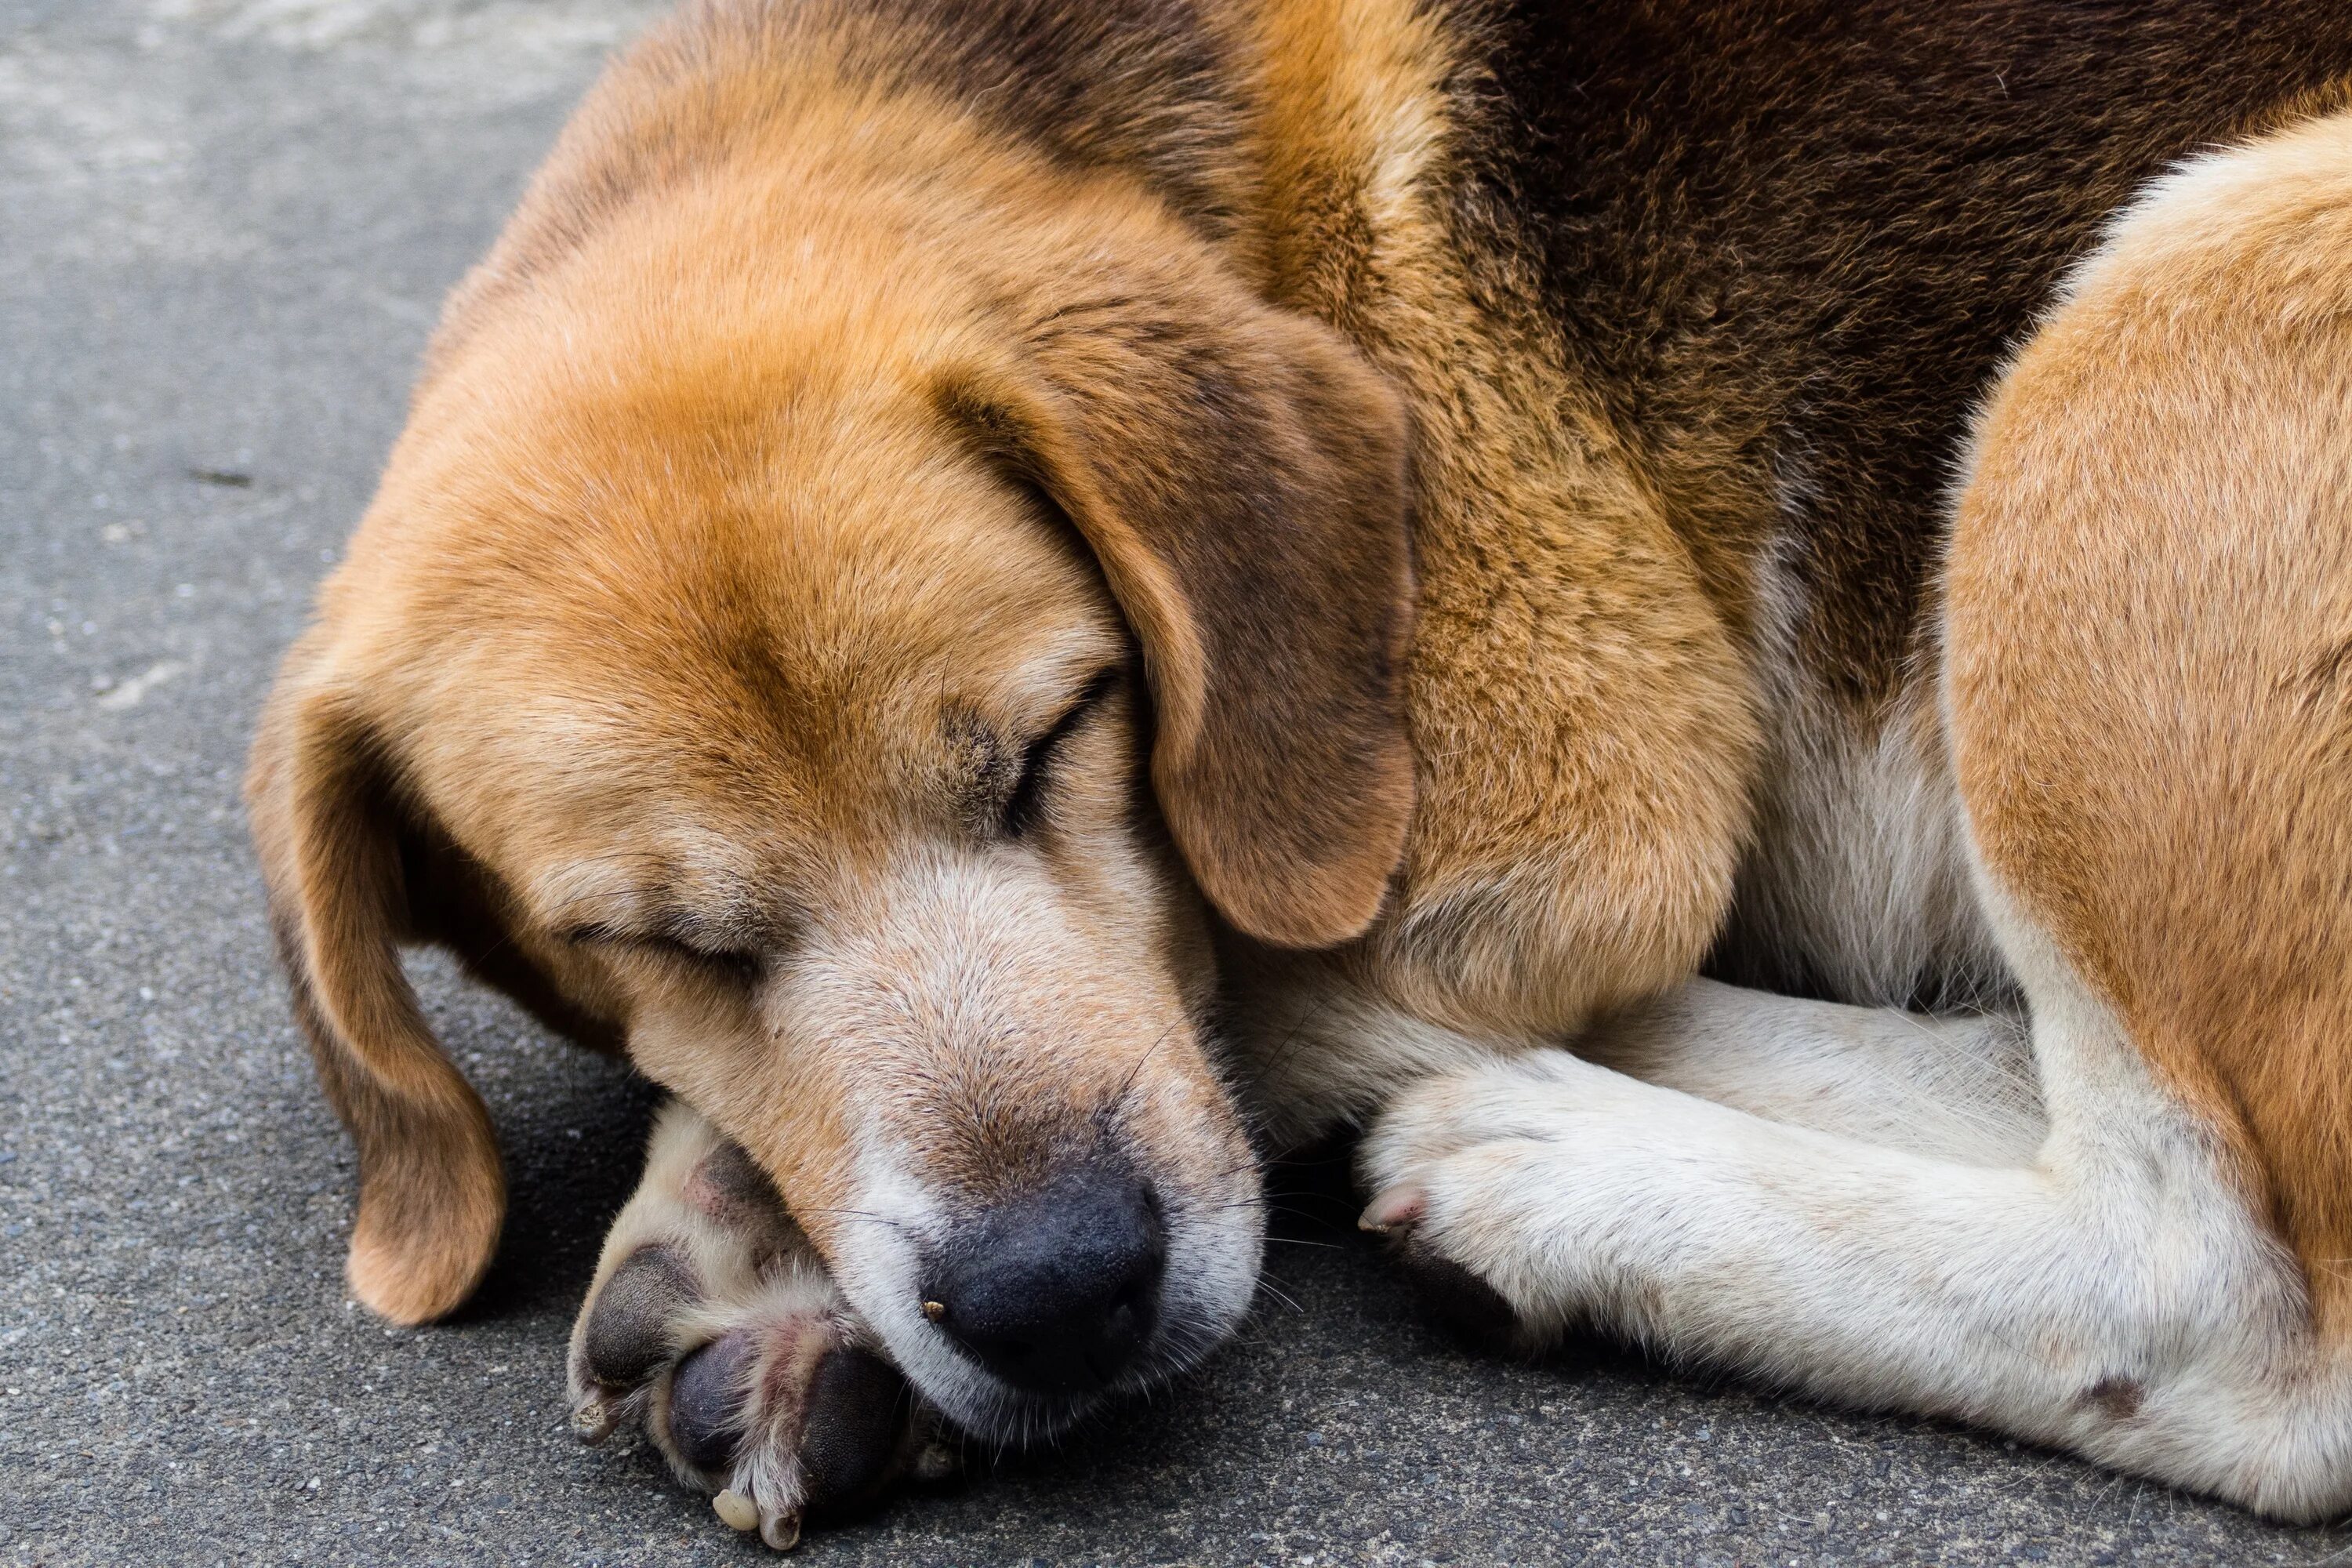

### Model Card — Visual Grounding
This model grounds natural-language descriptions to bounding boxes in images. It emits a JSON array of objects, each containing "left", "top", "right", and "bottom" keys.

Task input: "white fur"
[
  {"left": 1349, "top": 131, "right": 2352, "bottom": 1510},
  {"left": 1218, "top": 945, "right": 1517, "bottom": 1151},
  {"left": 770, "top": 851, "right": 1265, "bottom": 1443},
  {"left": 1711, "top": 538, "right": 2003, "bottom": 1010},
  {"left": 1577, "top": 977, "right": 2042, "bottom": 1166},
  {"left": 1350, "top": 130, "right": 2352, "bottom": 1511},
  {"left": 1362, "top": 858, "right": 2352, "bottom": 1516}
]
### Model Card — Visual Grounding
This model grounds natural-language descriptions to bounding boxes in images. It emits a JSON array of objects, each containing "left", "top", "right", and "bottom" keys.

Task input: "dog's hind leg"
[
  {"left": 1363, "top": 113, "right": 2352, "bottom": 1518},
  {"left": 567, "top": 1101, "right": 952, "bottom": 1547}
]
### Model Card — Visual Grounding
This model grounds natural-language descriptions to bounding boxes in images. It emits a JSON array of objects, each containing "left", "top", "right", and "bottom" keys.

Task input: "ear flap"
[
  {"left": 943, "top": 273, "right": 1417, "bottom": 947},
  {"left": 246, "top": 664, "right": 504, "bottom": 1324}
]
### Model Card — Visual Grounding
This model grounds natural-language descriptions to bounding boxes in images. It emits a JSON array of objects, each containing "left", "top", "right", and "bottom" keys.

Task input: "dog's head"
[{"left": 245, "top": 126, "right": 1414, "bottom": 1436}]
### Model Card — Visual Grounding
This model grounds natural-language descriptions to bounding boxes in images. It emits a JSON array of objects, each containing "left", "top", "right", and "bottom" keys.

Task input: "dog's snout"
[{"left": 923, "top": 1166, "right": 1167, "bottom": 1396}]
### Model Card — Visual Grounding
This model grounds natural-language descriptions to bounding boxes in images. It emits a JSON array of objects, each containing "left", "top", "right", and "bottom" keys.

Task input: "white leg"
[
  {"left": 1362, "top": 908, "right": 2352, "bottom": 1519},
  {"left": 1226, "top": 945, "right": 2043, "bottom": 1167},
  {"left": 1580, "top": 978, "right": 2042, "bottom": 1165}
]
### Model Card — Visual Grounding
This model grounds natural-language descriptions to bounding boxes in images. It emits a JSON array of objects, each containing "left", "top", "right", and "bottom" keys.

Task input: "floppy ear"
[
  {"left": 246, "top": 658, "right": 504, "bottom": 1324},
  {"left": 942, "top": 271, "right": 1417, "bottom": 947}
]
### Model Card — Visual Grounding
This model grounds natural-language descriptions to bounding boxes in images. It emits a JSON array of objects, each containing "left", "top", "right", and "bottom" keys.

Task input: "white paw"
[{"left": 1358, "top": 1051, "right": 1647, "bottom": 1344}]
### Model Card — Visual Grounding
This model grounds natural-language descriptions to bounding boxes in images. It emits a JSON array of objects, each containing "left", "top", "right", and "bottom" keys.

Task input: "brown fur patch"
[
  {"left": 245, "top": 670, "right": 508, "bottom": 1324},
  {"left": 2080, "top": 1377, "right": 2146, "bottom": 1423},
  {"left": 1242, "top": 0, "right": 1762, "bottom": 1038},
  {"left": 934, "top": 254, "right": 1416, "bottom": 947},
  {"left": 1949, "top": 112, "right": 2352, "bottom": 1330},
  {"left": 1462, "top": 0, "right": 2352, "bottom": 695}
]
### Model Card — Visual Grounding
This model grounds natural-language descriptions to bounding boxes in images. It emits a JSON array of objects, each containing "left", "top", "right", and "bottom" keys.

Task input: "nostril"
[{"left": 921, "top": 1162, "right": 1167, "bottom": 1397}]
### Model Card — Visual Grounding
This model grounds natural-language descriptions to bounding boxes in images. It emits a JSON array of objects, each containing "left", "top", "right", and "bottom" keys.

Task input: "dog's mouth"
[{"left": 829, "top": 1152, "right": 1268, "bottom": 1442}]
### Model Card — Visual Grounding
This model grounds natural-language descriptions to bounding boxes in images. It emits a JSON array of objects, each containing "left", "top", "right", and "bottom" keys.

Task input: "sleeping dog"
[{"left": 248, "top": 0, "right": 2352, "bottom": 1543}]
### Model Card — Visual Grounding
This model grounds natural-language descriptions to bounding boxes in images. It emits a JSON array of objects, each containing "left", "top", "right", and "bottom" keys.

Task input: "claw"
[
  {"left": 759, "top": 1501, "right": 804, "bottom": 1551},
  {"left": 713, "top": 1489, "right": 760, "bottom": 1533},
  {"left": 570, "top": 1392, "right": 619, "bottom": 1445},
  {"left": 1359, "top": 1185, "right": 1428, "bottom": 1233}
]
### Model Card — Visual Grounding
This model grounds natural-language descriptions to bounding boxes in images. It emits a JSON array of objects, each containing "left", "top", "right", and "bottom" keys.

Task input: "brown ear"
[
  {"left": 245, "top": 658, "right": 504, "bottom": 1324},
  {"left": 943, "top": 270, "right": 1417, "bottom": 947}
]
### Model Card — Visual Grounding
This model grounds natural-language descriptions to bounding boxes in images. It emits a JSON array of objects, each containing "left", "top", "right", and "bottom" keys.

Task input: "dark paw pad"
[
  {"left": 800, "top": 1346, "right": 912, "bottom": 1510},
  {"left": 668, "top": 1330, "right": 755, "bottom": 1473},
  {"left": 582, "top": 1245, "right": 699, "bottom": 1389}
]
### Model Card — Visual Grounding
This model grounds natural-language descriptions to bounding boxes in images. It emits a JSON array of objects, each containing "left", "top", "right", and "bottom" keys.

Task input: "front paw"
[
  {"left": 1359, "top": 1052, "right": 1635, "bottom": 1352},
  {"left": 568, "top": 1107, "right": 954, "bottom": 1548},
  {"left": 576, "top": 1261, "right": 942, "bottom": 1547}
]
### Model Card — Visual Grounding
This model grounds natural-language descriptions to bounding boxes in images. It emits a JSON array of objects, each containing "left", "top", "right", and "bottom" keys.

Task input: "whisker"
[
  {"left": 1254, "top": 1273, "right": 1305, "bottom": 1314},
  {"left": 785, "top": 1204, "right": 912, "bottom": 1233},
  {"left": 1107, "top": 1022, "right": 1183, "bottom": 1120}
]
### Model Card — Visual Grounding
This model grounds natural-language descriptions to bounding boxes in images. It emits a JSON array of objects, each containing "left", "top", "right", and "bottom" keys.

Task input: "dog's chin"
[{"left": 895, "top": 1348, "right": 1145, "bottom": 1445}]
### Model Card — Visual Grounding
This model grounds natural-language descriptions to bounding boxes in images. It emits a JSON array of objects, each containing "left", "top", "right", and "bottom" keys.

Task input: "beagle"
[{"left": 248, "top": 0, "right": 2352, "bottom": 1543}]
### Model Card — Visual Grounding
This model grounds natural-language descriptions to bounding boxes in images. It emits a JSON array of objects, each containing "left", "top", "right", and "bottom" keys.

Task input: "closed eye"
[
  {"left": 561, "top": 921, "right": 764, "bottom": 984},
  {"left": 1001, "top": 666, "right": 1122, "bottom": 837}
]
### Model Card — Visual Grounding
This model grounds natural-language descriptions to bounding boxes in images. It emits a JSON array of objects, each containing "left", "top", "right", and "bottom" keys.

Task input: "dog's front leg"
[
  {"left": 1356, "top": 962, "right": 2351, "bottom": 1519},
  {"left": 567, "top": 1100, "right": 954, "bottom": 1548}
]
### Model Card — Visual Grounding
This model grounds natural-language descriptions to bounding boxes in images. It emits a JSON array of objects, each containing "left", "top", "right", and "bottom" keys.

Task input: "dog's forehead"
[
  {"left": 485, "top": 478, "right": 1117, "bottom": 778},
  {"left": 524, "top": 822, "right": 767, "bottom": 925},
  {"left": 387, "top": 437, "right": 1123, "bottom": 898},
  {"left": 354, "top": 274, "right": 1131, "bottom": 890}
]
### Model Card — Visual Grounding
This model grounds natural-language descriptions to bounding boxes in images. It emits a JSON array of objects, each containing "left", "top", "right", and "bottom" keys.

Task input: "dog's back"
[
  {"left": 1471, "top": 1, "right": 2352, "bottom": 682},
  {"left": 448, "top": 0, "right": 2352, "bottom": 704},
  {"left": 1394, "top": 2, "right": 2352, "bottom": 1011}
]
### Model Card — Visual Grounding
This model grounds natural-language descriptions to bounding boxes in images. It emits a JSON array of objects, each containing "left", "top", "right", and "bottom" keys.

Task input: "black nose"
[{"left": 922, "top": 1165, "right": 1166, "bottom": 1396}]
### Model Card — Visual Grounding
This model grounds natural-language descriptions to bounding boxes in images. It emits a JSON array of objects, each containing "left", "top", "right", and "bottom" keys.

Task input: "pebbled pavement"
[{"left": 1, "top": 4, "right": 2344, "bottom": 1564}]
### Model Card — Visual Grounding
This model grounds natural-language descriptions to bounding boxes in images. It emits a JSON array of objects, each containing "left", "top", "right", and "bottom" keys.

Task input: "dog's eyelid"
[
  {"left": 1000, "top": 665, "right": 1123, "bottom": 837},
  {"left": 1037, "top": 666, "right": 1122, "bottom": 742},
  {"left": 557, "top": 916, "right": 771, "bottom": 975}
]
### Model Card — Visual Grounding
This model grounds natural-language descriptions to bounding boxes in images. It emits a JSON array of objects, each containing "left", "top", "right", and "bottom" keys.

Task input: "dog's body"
[{"left": 249, "top": 0, "right": 2352, "bottom": 1540}]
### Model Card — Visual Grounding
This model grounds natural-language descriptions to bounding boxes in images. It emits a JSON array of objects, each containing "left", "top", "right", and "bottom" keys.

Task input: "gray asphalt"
[{"left": 1, "top": 5, "right": 2345, "bottom": 1565}]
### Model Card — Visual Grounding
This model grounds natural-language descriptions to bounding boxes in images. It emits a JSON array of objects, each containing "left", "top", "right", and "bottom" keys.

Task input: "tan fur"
[
  {"left": 1240, "top": 0, "right": 1761, "bottom": 1041},
  {"left": 250, "top": 15, "right": 1400, "bottom": 1316},
  {"left": 254, "top": 0, "right": 2352, "bottom": 1471},
  {"left": 247, "top": 669, "right": 508, "bottom": 1323},
  {"left": 1949, "top": 111, "right": 2352, "bottom": 1331}
]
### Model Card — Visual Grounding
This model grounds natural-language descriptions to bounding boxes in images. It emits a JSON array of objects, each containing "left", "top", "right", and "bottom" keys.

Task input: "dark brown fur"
[
  {"left": 447, "top": 0, "right": 2352, "bottom": 730},
  {"left": 1462, "top": 0, "right": 2352, "bottom": 689}
]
